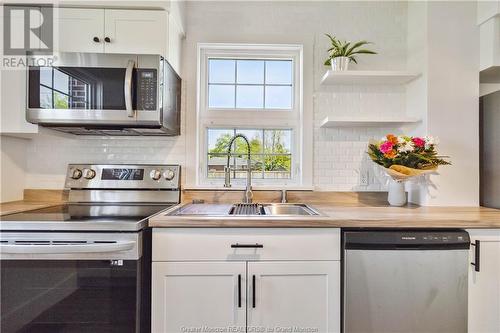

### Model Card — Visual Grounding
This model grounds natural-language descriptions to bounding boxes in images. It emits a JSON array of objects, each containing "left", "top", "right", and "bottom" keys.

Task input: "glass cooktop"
[{"left": 0, "top": 203, "right": 173, "bottom": 231}]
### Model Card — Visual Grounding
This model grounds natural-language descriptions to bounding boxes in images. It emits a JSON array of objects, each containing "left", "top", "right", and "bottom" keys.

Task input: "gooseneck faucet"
[{"left": 224, "top": 134, "right": 253, "bottom": 203}]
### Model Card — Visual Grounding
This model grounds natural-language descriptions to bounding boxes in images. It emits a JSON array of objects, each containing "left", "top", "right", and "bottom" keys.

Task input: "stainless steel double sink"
[{"left": 168, "top": 203, "right": 319, "bottom": 217}]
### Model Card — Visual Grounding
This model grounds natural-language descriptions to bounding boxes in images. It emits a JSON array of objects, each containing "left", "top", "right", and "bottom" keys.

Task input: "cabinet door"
[
  {"left": 468, "top": 230, "right": 500, "bottom": 333},
  {"left": 53, "top": 8, "right": 104, "bottom": 53},
  {"left": 247, "top": 261, "right": 340, "bottom": 333},
  {"left": 1, "top": 6, "right": 39, "bottom": 135},
  {"left": 152, "top": 262, "right": 246, "bottom": 333},
  {"left": 104, "top": 10, "right": 167, "bottom": 55}
]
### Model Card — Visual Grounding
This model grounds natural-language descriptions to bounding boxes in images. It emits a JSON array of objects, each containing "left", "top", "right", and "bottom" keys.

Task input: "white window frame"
[{"left": 196, "top": 43, "right": 304, "bottom": 188}]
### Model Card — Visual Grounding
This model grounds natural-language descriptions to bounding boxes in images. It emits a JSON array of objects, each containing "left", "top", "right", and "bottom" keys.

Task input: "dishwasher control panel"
[{"left": 344, "top": 230, "right": 470, "bottom": 250}]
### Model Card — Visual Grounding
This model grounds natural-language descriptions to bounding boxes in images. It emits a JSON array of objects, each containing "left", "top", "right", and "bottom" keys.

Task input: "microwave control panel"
[{"left": 137, "top": 69, "right": 157, "bottom": 111}]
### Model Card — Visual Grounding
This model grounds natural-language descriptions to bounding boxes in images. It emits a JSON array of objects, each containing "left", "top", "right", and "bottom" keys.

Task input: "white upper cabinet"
[
  {"left": 468, "top": 229, "right": 500, "bottom": 333},
  {"left": 103, "top": 9, "right": 167, "bottom": 55},
  {"left": 53, "top": 8, "right": 104, "bottom": 53},
  {"left": 247, "top": 261, "right": 340, "bottom": 333},
  {"left": 1, "top": 6, "right": 39, "bottom": 136}
]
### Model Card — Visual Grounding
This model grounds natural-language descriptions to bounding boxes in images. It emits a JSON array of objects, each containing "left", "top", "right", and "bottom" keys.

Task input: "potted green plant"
[{"left": 324, "top": 34, "right": 377, "bottom": 71}]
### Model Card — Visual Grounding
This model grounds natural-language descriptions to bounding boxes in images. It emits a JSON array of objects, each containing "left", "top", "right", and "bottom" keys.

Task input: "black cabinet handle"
[
  {"left": 471, "top": 240, "right": 480, "bottom": 272},
  {"left": 104, "top": 37, "right": 111, "bottom": 43},
  {"left": 237, "top": 274, "right": 241, "bottom": 308},
  {"left": 252, "top": 274, "right": 256, "bottom": 308},
  {"left": 93, "top": 36, "right": 100, "bottom": 43},
  {"left": 231, "top": 243, "right": 263, "bottom": 248}
]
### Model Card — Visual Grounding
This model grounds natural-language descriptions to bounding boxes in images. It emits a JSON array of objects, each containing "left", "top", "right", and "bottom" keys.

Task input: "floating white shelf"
[
  {"left": 320, "top": 116, "right": 421, "bottom": 128},
  {"left": 321, "top": 70, "right": 421, "bottom": 85}
]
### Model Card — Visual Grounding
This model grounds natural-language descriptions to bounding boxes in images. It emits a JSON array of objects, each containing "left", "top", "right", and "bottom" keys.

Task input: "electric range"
[{"left": 0, "top": 164, "right": 181, "bottom": 333}]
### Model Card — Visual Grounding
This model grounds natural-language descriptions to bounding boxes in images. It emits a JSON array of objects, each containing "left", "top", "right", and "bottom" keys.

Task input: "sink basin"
[
  {"left": 167, "top": 203, "right": 319, "bottom": 216},
  {"left": 262, "top": 204, "right": 318, "bottom": 216}
]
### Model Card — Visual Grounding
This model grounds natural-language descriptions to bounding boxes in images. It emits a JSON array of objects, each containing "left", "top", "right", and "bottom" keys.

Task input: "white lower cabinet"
[
  {"left": 247, "top": 261, "right": 340, "bottom": 332},
  {"left": 152, "top": 262, "right": 246, "bottom": 333},
  {"left": 467, "top": 229, "right": 500, "bottom": 333},
  {"left": 152, "top": 228, "right": 341, "bottom": 333}
]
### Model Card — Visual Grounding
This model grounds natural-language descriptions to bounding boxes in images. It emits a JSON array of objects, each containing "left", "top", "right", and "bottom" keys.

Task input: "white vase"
[
  {"left": 388, "top": 180, "right": 407, "bottom": 206},
  {"left": 330, "top": 56, "right": 350, "bottom": 71}
]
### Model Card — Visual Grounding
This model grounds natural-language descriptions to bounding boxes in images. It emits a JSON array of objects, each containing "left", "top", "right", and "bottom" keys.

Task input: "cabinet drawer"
[{"left": 152, "top": 228, "right": 340, "bottom": 261}]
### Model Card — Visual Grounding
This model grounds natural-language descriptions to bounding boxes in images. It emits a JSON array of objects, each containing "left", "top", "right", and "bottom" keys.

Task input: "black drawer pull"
[
  {"left": 93, "top": 36, "right": 100, "bottom": 43},
  {"left": 237, "top": 274, "right": 242, "bottom": 308},
  {"left": 471, "top": 240, "right": 480, "bottom": 272},
  {"left": 252, "top": 274, "right": 256, "bottom": 308},
  {"left": 231, "top": 243, "right": 263, "bottom": 248}
]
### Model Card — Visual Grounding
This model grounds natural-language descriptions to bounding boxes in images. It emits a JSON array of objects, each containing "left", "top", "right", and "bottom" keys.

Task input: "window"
[
  {"left": 196, "top": 44, "right": 304, "bottom": 187},
  {"left": 208, "top": 59, "right": 293, "bottom": 109},
  {"left": 39, "top": 67, "right": 90, "bottom": 109},
  {"left": 207, "top": 128, "right": 292, "bottom": 179}
]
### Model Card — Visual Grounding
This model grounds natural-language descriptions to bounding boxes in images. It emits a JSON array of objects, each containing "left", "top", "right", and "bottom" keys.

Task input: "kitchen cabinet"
[
  {"left": 52, "top": 8, "right": 167, "bottom": 56},
  {"left": 247, "top": 261, "right": 340, "bottom": 331},
  {"left": 152, "top": 262, "right": 246, "bottom": 332},
  {"left": 51, "top": 8, "right": 104, "bottom": 53},
  {"left": 152, "top": 228, "right": 341, "bottom": 333},
  {"left": 468, "top": 229, "right": 500, "bottom": 333},
  {"left": 52, "top": 7, "right": 183, "bottom": 72},
  {"left": 103, "top": 9, "right": 167, "bottom": 55},
  {"left": 0, "top": 6, "right": 39, "bottom": 137}
]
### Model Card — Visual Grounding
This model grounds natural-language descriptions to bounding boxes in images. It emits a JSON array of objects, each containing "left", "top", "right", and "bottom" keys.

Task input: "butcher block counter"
[{"left": 149, "top": 204, "right": 500, "bottom": 228}]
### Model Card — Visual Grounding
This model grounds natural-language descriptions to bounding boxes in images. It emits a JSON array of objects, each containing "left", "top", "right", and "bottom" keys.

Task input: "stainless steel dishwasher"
[{"left": 343, "top": 230, "right": 470, "bottom": 333}]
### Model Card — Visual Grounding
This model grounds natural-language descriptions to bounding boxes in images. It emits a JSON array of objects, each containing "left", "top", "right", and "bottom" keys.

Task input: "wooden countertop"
[
  {"left": 149, "top": 204, "right": 500, "bottom": 228},
  {"left": 0, "top": 201, "right": 62, "bottom": 217}
]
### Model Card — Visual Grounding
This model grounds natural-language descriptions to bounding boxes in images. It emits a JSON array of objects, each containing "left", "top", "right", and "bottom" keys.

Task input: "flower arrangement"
[
  {"left": 368, "top": 134, "right": 450, "bottom": 171},
  {"left": 367, "top": 134, "right": 451, "bottom": 205}
]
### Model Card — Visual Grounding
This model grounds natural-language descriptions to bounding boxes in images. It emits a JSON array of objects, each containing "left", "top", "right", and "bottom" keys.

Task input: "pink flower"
[
  {"left": 412, "top": 137, "right": 425, "bottom": 148},
  {"left": 379, "top": 141, "right": 394, "bottom": 154}
]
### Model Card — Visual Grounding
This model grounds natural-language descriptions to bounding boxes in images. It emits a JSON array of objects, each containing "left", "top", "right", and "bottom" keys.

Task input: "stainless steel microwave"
[{"left": 26, "top": 52, "right": 181, "bottom": 136}]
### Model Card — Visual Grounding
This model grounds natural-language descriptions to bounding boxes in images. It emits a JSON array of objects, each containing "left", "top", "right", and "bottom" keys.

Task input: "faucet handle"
[{"left": 224, "top": 166, "right": 232, "bottom": 188}]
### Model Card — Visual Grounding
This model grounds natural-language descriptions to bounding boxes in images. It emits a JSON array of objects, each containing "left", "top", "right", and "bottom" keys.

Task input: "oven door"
[
  {"left": 0, "top": 231, "right": 150, "bottom": 333},
  {"left": 26, "top": 52, "right": 162, "bottom": 127}
]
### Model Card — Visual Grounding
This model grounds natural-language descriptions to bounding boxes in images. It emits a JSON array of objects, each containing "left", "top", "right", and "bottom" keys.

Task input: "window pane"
[
  {"left": 208, "top": 129, "right": 234, "bottom": 153},
  {"left": 264, "top": 154, "right": 292, "bottom": 179},
  {"left": 266, "top": 60, "right": 292, "bottom": 84},
  {"left": 53, "top": 91, "right": 69, "bottom": 109},
  {"left": 209, "top": 85, "right": 235, "bottom": 108},
  {"left": 234, "top": 129, "right": 263, "bottom": 154},
  {"left": 265, "top": 86, "right": 292, "bottom": 109},
  {"left": 39, "top": 67, "right": 52, "bottom": 86},
  {"left": 264, "top": 129, "right": 292, "bottom": 153},
  {"left": 40, "top": 86, "right": 52, "bottom": 108},
  {"left": 237, "top": 60, "right": 264, "bottom": 84},
  {"left": 207, "top": 153, "right": 227, "bottom": 179},
  {"left": 236, "top": 86, "right": 263, "bottom": 108},
  {"left": 208, "top": 59, "right": 235, "bottom": 84},
  {"left": 54, "top": 69, "right": 69, "bottom": 94}
]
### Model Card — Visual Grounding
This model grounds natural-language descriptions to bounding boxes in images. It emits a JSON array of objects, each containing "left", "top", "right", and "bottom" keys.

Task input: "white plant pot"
[
  {"left": 387, "top": 180, "right": 407, "bottom": 206},
  {"left": 330, "top": 56, "right": 350, "bottom": 71}
]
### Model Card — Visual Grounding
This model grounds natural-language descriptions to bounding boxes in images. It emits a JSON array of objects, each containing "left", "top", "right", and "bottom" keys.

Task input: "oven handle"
[
  {"left": 125, "top": 59, "right": 135, "bottom": 118},
  {"left": 0, "top": 241, "right": 135, "bottom": 254}
]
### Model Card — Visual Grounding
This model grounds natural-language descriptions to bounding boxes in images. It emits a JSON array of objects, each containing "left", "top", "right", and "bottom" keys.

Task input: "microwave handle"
[{"left": 125, "top": 60, "right": 135, "bottom": 117}]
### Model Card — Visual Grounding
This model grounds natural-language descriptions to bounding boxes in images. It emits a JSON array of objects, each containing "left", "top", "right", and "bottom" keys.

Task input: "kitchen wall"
[
  {"left": 0, "top": 136, "right": 27, "bottom": 202},
  {"left": 183, "top": 0, "right": 409, "bottom": 191},
  {"left": 0, "top": 1, "right": 480, "bottom": 206}
]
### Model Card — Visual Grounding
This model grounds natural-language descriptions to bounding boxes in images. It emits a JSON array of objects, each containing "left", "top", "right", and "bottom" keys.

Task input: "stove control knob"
[
  {"left": 70, "top": 168, "right": 82, "bottom": 180},
  {"left": 163, "top": 169, "right": 175, "bottom": 181},
  {"left": 82, "top": 168, "right": 96, "bottom": 180},
  {"left": 150, "top": 169, "right": 161, "bottom": 181}
]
